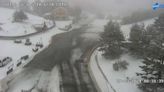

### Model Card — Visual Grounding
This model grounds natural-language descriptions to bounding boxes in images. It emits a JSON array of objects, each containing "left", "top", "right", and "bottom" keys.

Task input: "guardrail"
[
  {"left": 87, "top": 43, "right": 117, "bottom": 92},
  {"left": 85, "top": 43, "right": 102, "bottom": 92},
  {"left": 95, "top": 54, "right": 116, "bottom": 92}
]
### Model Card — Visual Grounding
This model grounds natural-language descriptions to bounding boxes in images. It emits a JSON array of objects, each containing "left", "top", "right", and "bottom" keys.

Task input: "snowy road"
[
  {"left": 26, "top": 27, "right": 85, "bottom": 70},
  {"left": 5, "top": 26, "right": 81, "bottom": 92},
  {"left": 6, "top": 23, "right": 99, "bottom": 92}
]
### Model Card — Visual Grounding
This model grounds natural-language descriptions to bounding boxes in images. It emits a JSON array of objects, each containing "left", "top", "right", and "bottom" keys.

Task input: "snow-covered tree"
[
  {"left": 154, "top": 13, "right": 164, "bottom": 33},
  {"left": 137, "top": 14, "right": 164, "bottom": 92},
  {"left": 137, "top": 50, "right": 164, "bottom": 92},
  {"left": 153, "top": 14, "right": 164, "bottom": 48},
  {"left": 129, "top": 24, "right": 145, "bottom": 56},
  {"left": 99, "top": 21, "right": 124, "bottom": 59},
  {"left": 129, "top": 24, "right": 144, "bottom": 42},
  {"left": 13, "top": 10, "right": 28, "bottom": 22}
]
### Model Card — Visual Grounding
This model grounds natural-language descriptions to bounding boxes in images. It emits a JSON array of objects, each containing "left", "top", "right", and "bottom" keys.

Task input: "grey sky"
[
  {"left": 10, "top": 0, "right": 164, "bottom": 16},
  {"left": 69, "top": 0, "right": 164, "bottom": 16}
]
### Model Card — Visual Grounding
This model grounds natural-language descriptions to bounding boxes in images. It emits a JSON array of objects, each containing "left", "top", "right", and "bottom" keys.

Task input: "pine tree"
[
  {"left": 13, "top": 10, "right": 28, "bottom": 22},
  {"left": 129, "top": 24, "right": 144, "bottom": 43},
  {"left": 136, "top": 13, "right": 164, "bottom": 92},
  {"left": 99, "top": 21, "right": 124, "bottom": 59},
  {"left": 145, "top": 24, "right": 158, "bottom": 40},
  {"left": 140, "top": 25, "right": 157, "bottom": 57},
  {"left": 154, "top": 13, "right": 164, "bottom": 33},
  {"left": 136, "top": 50, "right": 164, "bottom": 92},
  {"left": 129, "top": 24, "right": 145, "bottom": 56},
  {"left": 137, "top": 18, "right": 164, "bottom": 91},
  {"left": 154, "top": 14, "right": 164, "bottom": 48}
]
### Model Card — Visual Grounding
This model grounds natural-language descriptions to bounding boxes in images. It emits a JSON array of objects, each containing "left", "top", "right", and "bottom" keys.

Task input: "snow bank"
[
  {"left": 47, "top": 66, "right": 60, "bottom": 92},
  {"left": 89, "top": 50, "right": 114, "bottom": 92},
  {"left": 7, "top": 69, "right": 42, "bottom": 92},
  {"left": 7, "top": 66, "right": 60, "bottom": 92}
]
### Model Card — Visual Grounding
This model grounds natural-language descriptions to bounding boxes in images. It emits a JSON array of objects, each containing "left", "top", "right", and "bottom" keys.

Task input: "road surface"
[{"left": 7, "top": 24, "right": 99, "bottom": 92}]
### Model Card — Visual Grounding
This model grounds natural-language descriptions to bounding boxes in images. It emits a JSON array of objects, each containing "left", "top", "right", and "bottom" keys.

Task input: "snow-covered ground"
[
  {"left": 0, "top": 8, "right": 53, "bottom": 36},
  {"left": 0, "top": 23, "right": 37, "bottom": 36},
  {"left": 7, "top": 66, "right": 60, "bottom": 92},
  {"left": 89, "top": 18, "right": 156, "bottom": 92},
  {"left": 0, "top": 20, "right": 72, "bottom": 80},
  {"left": 121, "top": 18, "right": 155, "bottom": 40},
  {"left": 0, "top": 20, "right": 72, "bottom": 92},
  {"left": 82, "top": 18, "right": 155, "bottom": 41},
  {"left": 90, "top": 49, "right": 144, "bottom": 92},
  {"left": 89, "top": 50, "right": 114, "bottom": 92}
]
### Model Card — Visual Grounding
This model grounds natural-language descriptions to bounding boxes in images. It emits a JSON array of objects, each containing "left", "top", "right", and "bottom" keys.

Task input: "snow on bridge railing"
[
  {"left": 88, "top": 43, "right": 117, "bottom": 92},
  {"left": 95, "top": 54, "right": 116, "bottom": 92}
]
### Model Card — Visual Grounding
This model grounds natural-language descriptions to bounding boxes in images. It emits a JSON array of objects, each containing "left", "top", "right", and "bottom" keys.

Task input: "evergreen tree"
[
  {"left": 129, "top": 24, "right": 144, "bottom": 43},
  {"left": 129, "top": 24, "right": 145, "bottom": 56},
  {"left": 136, "top": 49, "right": 164, "bottom": 92},
  {"left": 137, "top": 14, "right": 164, "bottom": 92},
  {"left": 154, "top": 14, "right": 164, "bottom": 47},
  {"left": 139, "top": 25, "right": 156, "bottom": 57},
  {"left": 99, "top": 21, "right": 124, "bottom": 59},
  {"left": 145, "top": 24, "right": 158, "bottom": 40},
  {"left": 13, "top": 10, "right": 28, "bottom": 22},
  {"left": 154, "top": 13, "right": 164, "bottom": 33}
]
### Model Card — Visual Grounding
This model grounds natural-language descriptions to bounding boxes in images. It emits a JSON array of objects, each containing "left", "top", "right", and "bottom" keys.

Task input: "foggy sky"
[
  {"left": 10, "top": 0, "right": 164, "bottom": 16},
  {"left": 69, "top": 0, "right": 164, "bottom": 16}
]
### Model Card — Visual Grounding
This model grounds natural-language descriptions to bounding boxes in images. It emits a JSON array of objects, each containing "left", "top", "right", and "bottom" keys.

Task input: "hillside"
[
  {"left": 121, "top": 18, "right": 155, "bottom": 40},
  {"left": 0, "top": 8, "right": 53, "bottom": 36},
  {"left": 83, "top": 18, "right": 155, "bottom": 41},
  {"left": 89, "top": 17, "right": 158, "bottom": 92}
]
